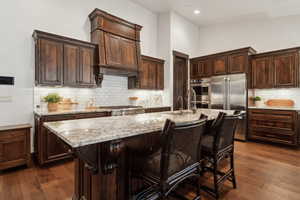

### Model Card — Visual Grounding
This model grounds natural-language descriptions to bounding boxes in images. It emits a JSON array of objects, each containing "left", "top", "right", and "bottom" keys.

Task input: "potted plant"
[
  {"left": 250, "top": 96, "right": 263, "bottom": 107},
  {"left": 44, "top": 93, "right": 62, "bottom": 112}
]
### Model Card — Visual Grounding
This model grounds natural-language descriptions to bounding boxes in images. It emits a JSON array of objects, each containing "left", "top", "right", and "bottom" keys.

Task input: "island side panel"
[{"left": 74, "top": 131, "right": 162, "bottom": 200}]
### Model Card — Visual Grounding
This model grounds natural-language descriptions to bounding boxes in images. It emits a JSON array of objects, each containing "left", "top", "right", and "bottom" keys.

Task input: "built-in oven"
[{"left": 190, "top": 78, "right": 211, "bottom": 109}]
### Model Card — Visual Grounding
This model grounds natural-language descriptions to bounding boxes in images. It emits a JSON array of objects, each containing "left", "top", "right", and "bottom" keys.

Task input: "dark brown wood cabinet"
[
  {"left": 251, "top": 47, "right": 300, "bottom": 89},
  {"left": 248, "top": 109, "right": 299, "bottom": 146},
  {"left": 213, "top": 56, "right": 227, "bottom": 75},
  {"left": 252, "top": 57, "right": 273, "bottom": 88},
  {"left": 89, "top": 9, "right": 142, "bottom": 76},
  {"left": 33, "top": 30, "right": 97, "bottom": 88},
  {"left": 144, "top": 107, "right": 171, "bottom": 113},
  {"left": 128, "top": 55, "right": 165, "bottom": 90},
  {"left": 190, "top": 47, "right": 256, "bottom": 79},
  {"left": 190, "top": 59, "right": 212, "bottom": 79},
  {"left": 64, "top": 44, "right": 80, "bottom": 87},
  {"left": 34, "top": 112, "right": 111, "bottom": 166},
  {"left": 0, "top": 124, "right": 31, "bottom": 170},
  {"left": 274, "top": 52, "right": 298, "bottom": 88},
  {"left": 79, "top": 47, "right": 96, "bottom": 86},
  {"left": 228, "top": 53, "right": 248, "bottom": 74},
  {"left": 37, "top": 39, "right": 63, "bottom": 86}
]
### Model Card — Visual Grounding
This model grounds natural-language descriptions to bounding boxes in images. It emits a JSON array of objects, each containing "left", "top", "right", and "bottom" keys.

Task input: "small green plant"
[
  {"left": 250, "top": 96, "right": 262, "bottom": 102},
  {"left": 43, "top": 93, "right": 62, "bottom": 103}
]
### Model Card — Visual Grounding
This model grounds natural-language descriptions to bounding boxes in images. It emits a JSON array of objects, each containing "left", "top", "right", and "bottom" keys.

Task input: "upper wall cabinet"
[
  {"left": 251, "top": 47, "right": 300, "bottom": 89},
  {"left": 190, "top": 47, "right": 256, "bottom": 79},
  {"left": 33, "top": 30, "right": 97, "bottom": 88},
  {"left": 252, "top": 57, "right": 273, "bottom": 89},
  {"left": 89, "top": 9, "right": 142, "bottom": 76},
  {"left": 128, "top": 55, "right": 165, "bottom": 90},
  {"left": 213, "top": 56, "right": 227, "bottom": 75}
]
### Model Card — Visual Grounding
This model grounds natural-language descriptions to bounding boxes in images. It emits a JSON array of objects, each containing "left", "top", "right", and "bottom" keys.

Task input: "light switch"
[{"left": 0, "top": 96, "right": 13, "bottom": 102}]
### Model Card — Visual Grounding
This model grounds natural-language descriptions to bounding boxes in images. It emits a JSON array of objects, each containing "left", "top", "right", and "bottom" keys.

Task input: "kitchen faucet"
[
  {"left": 177, "top": 96, "right": 184, "bottom": 112},
  {"left": 190, "top": 88, "right": 197, "bottom": 113}
]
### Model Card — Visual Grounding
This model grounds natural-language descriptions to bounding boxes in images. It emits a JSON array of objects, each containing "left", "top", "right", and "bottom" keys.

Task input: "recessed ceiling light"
[{"left": 194, "top": 10, "right": 201, "bottom": 15}]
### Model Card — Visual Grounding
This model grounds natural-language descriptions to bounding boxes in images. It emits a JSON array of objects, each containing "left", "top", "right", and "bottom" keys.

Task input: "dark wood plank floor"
[{"left": 0, "top": 141, "right": 299, "bottom": 200}]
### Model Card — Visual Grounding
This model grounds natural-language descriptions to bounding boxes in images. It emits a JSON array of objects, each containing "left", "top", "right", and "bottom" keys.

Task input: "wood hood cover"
[{"left": 89, "top": 9, "right": 143, "bottom": 77}]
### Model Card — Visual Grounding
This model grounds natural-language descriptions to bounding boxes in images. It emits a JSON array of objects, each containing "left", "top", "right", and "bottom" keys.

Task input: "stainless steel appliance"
[
  {"left": 210, "top": 74, "right": 247, "bottom": 141},
  {"left": 190, "top": 78, "right": 211, "bottom": 109}
]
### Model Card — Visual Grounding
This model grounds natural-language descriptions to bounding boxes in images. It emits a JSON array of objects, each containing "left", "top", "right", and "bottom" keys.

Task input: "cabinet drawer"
[
  {"left": 44, "top": 114, "right": 77, "bottom": 122},
  {"left": 249, "top": 110, "right": 295, "bottom": 123},
  {"left": 76, "top": 112, "right": 110, "bottom": 119},
  {"left": 249, "top": 130, "right": 297, "bottom": 145},
  {"left": 0, "top": 130, "right": 26, "bottom": 140},
  {"left": 145, "top": 107, "right": 171, "bottom": 113}
]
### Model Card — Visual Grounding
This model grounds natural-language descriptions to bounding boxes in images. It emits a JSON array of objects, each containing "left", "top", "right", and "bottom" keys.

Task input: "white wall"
[
  {"left": 158, "top": 12, "right": 200, "bottom": 107},
  {"left": 0, "top": 0, "right": 159, "bottom": 126},
  {"left": 171, "top": 12, "right": 200, "bottom": 57},
  {"left": 198, "top": 15, "right": 300, "bottom": 56}
]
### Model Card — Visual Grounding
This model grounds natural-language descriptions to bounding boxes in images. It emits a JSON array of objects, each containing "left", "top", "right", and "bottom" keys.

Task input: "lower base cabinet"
[
  {"left": 0, "top": 124, "right": 31, "bottom": 170},
  {"left": 34, "top": 112, "right": 111, "bottom": 166},
  {"left": 248, "top": 109, "right": 299, "bottom": 146}
]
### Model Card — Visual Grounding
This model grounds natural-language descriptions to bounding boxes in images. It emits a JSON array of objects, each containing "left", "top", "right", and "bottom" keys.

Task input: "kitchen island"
[{"left": 44, "top": 109, "right": 234, "bottom": 200}]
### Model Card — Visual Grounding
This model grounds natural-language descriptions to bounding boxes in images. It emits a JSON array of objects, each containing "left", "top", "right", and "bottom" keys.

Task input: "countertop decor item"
[
  {"left": 265, "top": 99, "right": 295, "bottom": 107},
  {"left": 129, "top": 97, "right": 139, "bottom": 106},
  {"left": 44, "top": 93, "right": 62, "bottom": 112},
  {"left": 250, "top": 96, "right": 263, "bottom": 107},
  {"left": 59, "top": 98, "right": 78, "bottom": 110}
]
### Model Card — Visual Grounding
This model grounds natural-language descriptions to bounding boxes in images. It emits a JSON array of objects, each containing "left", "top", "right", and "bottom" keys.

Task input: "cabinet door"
[
  {"left": 228, "top": 53, "right": 247, "bottom": 74},
  {"left": 44, "top": 128, "right": 70, "bottom": 162},
  {"left": 156, "top": 63, "right": 164, "bottom": 90},
  {"left": 139, "top": 59, "right": 149, "bottom": 89},
  {"left": 252, "top": 57, "right": 273, "bottom": 88},
  {"left": 190, "top": 61, "right": 199, "bottom": 79},
  {"left": 0, "top": 134, "right": 27, "bottom": 164},
  {"left": 79, "top": 47, "right": 95, "bottom": 86},
  {"left": 274, "top": 53, "right": 297, "bottom": 88},
  {"left": 63, "top": 44, "right": 80, "bottom": 87},
  {"left": 198, "top": 59, "right": 212, "bottom": 77},
  {"left": 213, "top": 56, "right": 227, "bottom": 75},
  {"left": 104, "top": 33, "right": 122, "bottom": 67},
  {"left": 148, "top": 61, "right": 157, "bottom": 89},
  {"left": 121, "top": 38, "right": 138, "bottom": 70},
  {"left": 38, "top": 39, "right": 63, "bottom": 85}
]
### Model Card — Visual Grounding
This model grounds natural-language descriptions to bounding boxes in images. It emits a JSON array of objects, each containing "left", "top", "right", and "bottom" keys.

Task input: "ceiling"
[{"left": 131, "top": 0, "right": 300, "bottom": 26}]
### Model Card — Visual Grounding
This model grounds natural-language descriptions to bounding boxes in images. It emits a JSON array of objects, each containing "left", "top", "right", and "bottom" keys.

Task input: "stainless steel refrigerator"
[{"left": 210, "top": 74, "right": 247, "bottom": 141}]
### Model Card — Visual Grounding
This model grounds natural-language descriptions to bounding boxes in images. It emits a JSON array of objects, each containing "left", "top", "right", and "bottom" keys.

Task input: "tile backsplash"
[
  {"left": 250, "top": 88, "right": 300, "bottom": 107},
  {"left": 34, "top": 75, "right": 165, "bottom": 109}
]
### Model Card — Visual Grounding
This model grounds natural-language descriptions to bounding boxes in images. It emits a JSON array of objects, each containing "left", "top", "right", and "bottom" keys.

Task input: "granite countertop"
[
  {"left": 248, "top": 106, "right": 300, "bottom": 111},
  {"left": 44, "top": 109, "right": 234, "bottom": 148},
  {"left": 34, "top": 106, "right": 171, "bottom": 116}
]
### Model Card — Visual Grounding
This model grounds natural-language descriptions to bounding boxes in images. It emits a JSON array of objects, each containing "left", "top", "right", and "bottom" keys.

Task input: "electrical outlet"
[{"left": 0, "top": 96, "right": 13, "bottom": 102}]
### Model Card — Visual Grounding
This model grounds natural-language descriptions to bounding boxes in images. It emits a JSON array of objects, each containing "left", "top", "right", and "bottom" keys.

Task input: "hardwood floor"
[{"left": 0, "top": 141, "right": 299, "bottom": 200}]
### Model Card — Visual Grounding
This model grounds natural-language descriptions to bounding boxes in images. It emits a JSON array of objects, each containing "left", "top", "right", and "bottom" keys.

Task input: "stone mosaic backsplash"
[{"left": 34, "top": 75, "right": 165, "bottom": 110}]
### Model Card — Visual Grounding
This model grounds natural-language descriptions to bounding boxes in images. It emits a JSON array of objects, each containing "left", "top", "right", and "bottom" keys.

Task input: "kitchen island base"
[{"left": 73, "top": 132, "right": 160, "bottom": 200}]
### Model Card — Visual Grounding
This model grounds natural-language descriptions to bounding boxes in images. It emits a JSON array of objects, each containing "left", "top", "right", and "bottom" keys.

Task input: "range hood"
[{"left": 89, "top": 9, "right": 142, "bottom": 78}]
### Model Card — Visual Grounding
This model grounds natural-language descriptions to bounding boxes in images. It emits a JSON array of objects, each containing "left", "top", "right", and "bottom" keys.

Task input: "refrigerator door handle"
[
  {"left": 227, "top": 78, "right": 231, "bottom": 110},
  {"left": 223, "top": 78, "right": 227, "bottom": 110}
]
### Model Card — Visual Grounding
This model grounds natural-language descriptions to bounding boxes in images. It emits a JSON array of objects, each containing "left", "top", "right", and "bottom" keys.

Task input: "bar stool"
[
  {"left": 129, "top": 118, "right": 207, "bottom": 200},
  {"left": 200, "top": 112, "right": 240, "bottom": 199}
]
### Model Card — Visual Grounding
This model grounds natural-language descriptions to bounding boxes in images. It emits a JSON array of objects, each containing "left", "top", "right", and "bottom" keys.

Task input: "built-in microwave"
[{"left": 190, "top": 78, "right": 211, "bottom": 108}]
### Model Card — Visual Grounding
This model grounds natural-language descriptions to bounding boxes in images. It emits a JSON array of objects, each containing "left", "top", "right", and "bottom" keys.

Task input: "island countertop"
[{"left": 44, "top": 109, "right": 234, "bottom": 148}]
